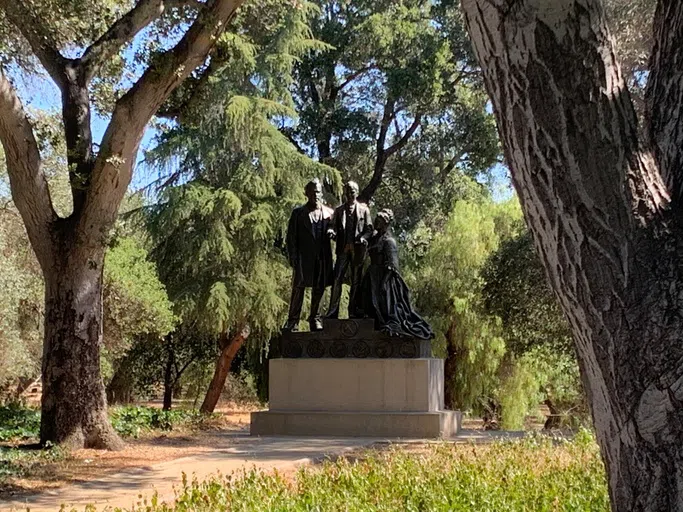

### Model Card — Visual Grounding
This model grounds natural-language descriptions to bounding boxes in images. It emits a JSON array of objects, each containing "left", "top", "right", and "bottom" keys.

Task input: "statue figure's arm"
[
  {"left": 286, "top": 209, "right": 298, "bottom": 267},
  {"left": 327, "top": 208, "right": 337, "bottom": 239},
  {"left": 359, "top": 206, "right": 373, "bottom": 245}
]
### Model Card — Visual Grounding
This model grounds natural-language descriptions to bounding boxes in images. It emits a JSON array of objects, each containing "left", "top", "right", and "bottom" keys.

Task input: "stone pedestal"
[{"left": 250, "top": 358, "right": 460, "bottom": 438}]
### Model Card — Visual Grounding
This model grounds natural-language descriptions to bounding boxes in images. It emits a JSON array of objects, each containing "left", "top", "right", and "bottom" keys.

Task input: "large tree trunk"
[
  {"left": 0, "top": 0, "right": 244, "bottom": 450},
  {"left": 200, "top": 325, "right": 250, "bottom": 414},
  {"left": 462, "top": 1, "right": 683, "bottom": 510},
  {"left": 40, "top": 247, "right": 123, "bottom": 450}
]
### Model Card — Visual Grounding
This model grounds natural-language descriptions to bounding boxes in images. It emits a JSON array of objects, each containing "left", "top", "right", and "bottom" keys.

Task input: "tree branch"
[
  {"left": 81, "top": 0, "right": 245, "bottom": 239},
  {"left": 0, "top": 71, "right": 56, "bottom": 263},
  {"left": 0, "top": 0, "right": 69, "bottom": 89},
  {"left": 333, "top": 65, "right": 377, "bottom": 94},
  {"left": 279, "top": 127, "right": 306, "bottom": 155},
  {"left": 385, "top": 113, "right": 421, "bottom": 159},
  {"left": 645, "top": 0, "right": 683, "bottom": 207},
  {"left": 81, "top": 0, "right": 205, "bottom": 82},
  {"left": 359, "top": 105, "right": 422, "bottom": 202}
]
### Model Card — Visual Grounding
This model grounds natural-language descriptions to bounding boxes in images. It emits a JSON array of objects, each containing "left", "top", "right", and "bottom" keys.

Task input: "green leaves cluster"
[
  {"left": 103, "top": 237, "right": 177, "bottom": 359},
  {"left": 407, "top": 197, "right": 524, "bottom": 413},
  {"left": 109, "top": 406, "right": 213, "bottom": 438},
  {"left": 0, "top": 403, "right": 40, "bottom": 442},
  {"left": 403, "top": 192, "right": 583, "bottom": 428}
]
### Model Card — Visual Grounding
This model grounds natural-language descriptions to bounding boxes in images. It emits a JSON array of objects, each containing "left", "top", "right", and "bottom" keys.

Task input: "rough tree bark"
[
  {"left": 462, "top": 0, "right": 683, "bottom": 510},
  {"left": 0, "top": 0, "right": 245, "bottom": 449},
  {"left": 200, "top": 324, "right": 250, "bottom": 414}
]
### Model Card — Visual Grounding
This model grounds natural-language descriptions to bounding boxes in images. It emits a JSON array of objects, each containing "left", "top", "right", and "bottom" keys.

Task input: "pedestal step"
[{"left": 250, "top": 410, "right": 461, "bottom": 438}]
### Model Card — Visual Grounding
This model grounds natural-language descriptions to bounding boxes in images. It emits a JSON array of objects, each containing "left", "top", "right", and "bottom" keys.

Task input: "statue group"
[{"left": 284, "top": 178, "right": 433, "bottom": 340}]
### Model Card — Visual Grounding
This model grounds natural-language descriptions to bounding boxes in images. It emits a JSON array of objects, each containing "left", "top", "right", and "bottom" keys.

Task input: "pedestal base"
[
  {"left": 251, "top": 410, "right": 461, "bottom": 438},
  {"left": 250, "top": 358, "right": 460, "bottom": 439}
]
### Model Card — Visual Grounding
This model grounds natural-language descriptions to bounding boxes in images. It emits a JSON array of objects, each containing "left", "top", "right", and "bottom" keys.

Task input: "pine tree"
[{"left": 145, "top": 0, "right": 341, "bottom": 412}]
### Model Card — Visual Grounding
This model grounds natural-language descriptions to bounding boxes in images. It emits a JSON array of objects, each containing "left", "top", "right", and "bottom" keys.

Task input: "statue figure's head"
[
  {"left": 343, "top": 181, "right": 359, "bottom": 205},
  {"left": 304, "top": 178, "right": 323, "bottom": 206},
  {"left": 375, "top": 208, "right": 394, "bottom": 233}
]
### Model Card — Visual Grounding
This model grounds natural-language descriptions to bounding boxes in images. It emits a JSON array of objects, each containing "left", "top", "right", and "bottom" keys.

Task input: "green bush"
[
  {"left": 0, "top": 444, "right": 65, "bottom": 482},
  {"left": 0, "top": 404, "right": 214, "bottom": 442},
  {"left": 0, "top": 404, "right": 40, "bottom": 442},
  {"left": 109, "top": 406, "right": 210, "bottom": 439},
  {"left": 124, "top": 432, "right": 609, "bottom": 511}
]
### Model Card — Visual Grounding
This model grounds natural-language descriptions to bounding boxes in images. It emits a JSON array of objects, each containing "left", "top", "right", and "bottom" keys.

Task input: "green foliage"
[
  {"left": 288, "top": 0, "right": 500, "bottom": 216},
  {"left": 104, "top": 237, "right": 177, "bottom": 361},
  {"left": 0, "top": 208, "right": 43, "bottom": 392},
  {"left": 123, "top": 436, "right": 608, "bottom": 511},
  {"left": 0, "top": 404, "right": 40, "bottom": 442},
  {"left": 0, "top": 445, "right": 66, "bottom": 483},
  {"left": 481, "top": 229, "right": 586, "bottom": 427},
  {"left": 408, "top": 197, "right": 524, "bottom": 412},
  {"left": 0, "top": 404, "right": 213, "bottom": 442},
  {"left": 482, "top": 231, "right": 572, "bottom": 356},
  {"left": 496, "top": 357, "right": 543, "bottom": 430},
  {"left": 109, "top": 406, "right": 214, "bottom": 439}
]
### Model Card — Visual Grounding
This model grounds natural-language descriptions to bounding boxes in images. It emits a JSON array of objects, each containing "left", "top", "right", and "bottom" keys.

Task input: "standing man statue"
[
  {"left": 284, "top": 179, "right": 334, "bottom": 332},
  {"left": 326, "top": 181, "right": 373, "bottom": 319}
]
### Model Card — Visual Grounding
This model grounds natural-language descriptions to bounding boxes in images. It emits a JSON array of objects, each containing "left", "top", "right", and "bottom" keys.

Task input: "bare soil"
[{"left": 0, "top": 404, "right": 255, "bottom": 499}]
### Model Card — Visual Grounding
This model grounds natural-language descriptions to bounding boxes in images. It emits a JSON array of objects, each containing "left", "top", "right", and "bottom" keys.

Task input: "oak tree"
[
  {"left": 462, "top": 0, "right": 683, "bottom": 509},
  {"left": 0, "top": 0, "right": 245, "bottom": 449}
]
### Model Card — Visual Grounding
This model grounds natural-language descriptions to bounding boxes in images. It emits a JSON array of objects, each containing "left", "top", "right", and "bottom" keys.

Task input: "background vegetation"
[
  {"left": 2, "top": 0, "right": 654, "bottom": 430},
  {"left": 0, "top": 0, "right": 605, "bottom": 431}
]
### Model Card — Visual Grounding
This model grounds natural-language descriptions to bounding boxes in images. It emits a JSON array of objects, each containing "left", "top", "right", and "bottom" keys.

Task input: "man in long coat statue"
[
  {"left": 326, "top": 180, "right": 373, "bottom": 319},
  {"left": 284, "top": 179, "right": 334, "bottom": 331}
]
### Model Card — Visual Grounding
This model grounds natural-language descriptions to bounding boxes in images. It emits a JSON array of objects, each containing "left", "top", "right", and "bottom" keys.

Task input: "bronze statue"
[
  {"left": 283, "top": 179, "right": 334, "bottom": 332},
  {"left": 326, "top": 181, "right": 373, "bottom": 319},
  {"left": 361, "top": 209, "right": 433, "bottom": 339}
]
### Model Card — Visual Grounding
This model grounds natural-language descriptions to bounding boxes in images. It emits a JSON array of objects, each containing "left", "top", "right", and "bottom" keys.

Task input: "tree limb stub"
[{"left": 0, "top": 71, "right": 56, "bottom": 264}]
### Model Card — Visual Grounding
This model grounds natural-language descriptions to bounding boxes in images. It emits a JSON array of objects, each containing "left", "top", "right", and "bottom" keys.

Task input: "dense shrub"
[
  {"left": 0, "top": 404, "right": 40, "bottom": 442},
  {"left": 0, "top": 445, "right": 65, "bottom": 483},
  {"left": 109, "top": 406, "right": 212, "bottom": 438},
  {"left": 0, "top": 405, "right": 213, "bottom": 442}
]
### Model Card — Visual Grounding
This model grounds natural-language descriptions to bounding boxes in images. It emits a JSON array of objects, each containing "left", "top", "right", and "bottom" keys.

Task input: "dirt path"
[
  {"left": 0, "top": 433, "right": 382, "bottom": 512},
  {"left": 0, "top": 415, "right": 544, "bottom": 512}
]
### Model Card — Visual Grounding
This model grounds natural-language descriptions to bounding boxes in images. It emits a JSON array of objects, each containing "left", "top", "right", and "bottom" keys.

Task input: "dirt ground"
[
  {"left": 0, "top": 403, "right": 255, "bottom": 499},
  {"left": 0, "top": 402, "right": 549, "bottom": 502}
]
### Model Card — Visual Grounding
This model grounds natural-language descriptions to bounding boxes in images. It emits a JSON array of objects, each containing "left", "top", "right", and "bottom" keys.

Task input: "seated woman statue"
[{"left": 361, "top": 209, "right": 434, "bottom": 339}]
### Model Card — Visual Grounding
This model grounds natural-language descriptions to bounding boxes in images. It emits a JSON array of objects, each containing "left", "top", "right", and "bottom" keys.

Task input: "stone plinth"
[
  {"left": 268, "top": 358, "right": 443, "bottom": 412},
  {"left": 251, "top": 357, "right": 460, "bottom": 438},
  {"left": 251, "top": 410, "right": 461, "bottom": 438}
]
